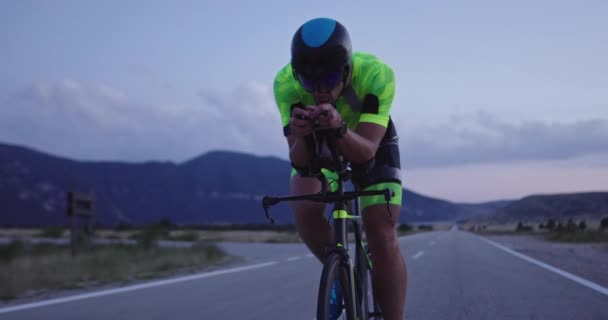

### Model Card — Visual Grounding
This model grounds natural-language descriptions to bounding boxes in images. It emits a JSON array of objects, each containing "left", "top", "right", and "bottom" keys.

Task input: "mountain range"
[
  {"left": 5, "top": 142, "right": 606, "bottom": 228},
  {"left": 0, "top": 142, "right": 510, "bottom": 227},
  {"left": 485, "top": 192, "right": 608, "bottom": 223}
]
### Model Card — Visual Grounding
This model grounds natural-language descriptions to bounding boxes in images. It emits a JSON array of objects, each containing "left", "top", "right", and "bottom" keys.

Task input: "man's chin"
[{"left": 315, "top": 97, "right": 333, "bottom": 105}]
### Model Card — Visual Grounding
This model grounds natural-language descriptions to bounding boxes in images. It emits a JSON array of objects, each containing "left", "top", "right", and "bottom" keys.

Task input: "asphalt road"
[{"left": 1, "top": 230, "right": 607, "bottom": 319}]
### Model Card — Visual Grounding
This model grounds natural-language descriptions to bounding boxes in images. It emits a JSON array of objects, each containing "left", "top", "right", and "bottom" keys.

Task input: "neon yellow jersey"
[{"left": 273, "top": 51, "right": 396, "bottom": 133}]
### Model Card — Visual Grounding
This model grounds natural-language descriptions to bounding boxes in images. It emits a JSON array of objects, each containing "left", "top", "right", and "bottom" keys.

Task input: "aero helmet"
[{"left": 291, "top": 18, "right": 352, "bottom": 92}]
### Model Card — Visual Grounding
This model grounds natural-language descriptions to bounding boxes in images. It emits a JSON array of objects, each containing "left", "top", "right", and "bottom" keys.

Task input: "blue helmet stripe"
[{"left": 301, "top": 18, "right": 336, "bottom": 48}]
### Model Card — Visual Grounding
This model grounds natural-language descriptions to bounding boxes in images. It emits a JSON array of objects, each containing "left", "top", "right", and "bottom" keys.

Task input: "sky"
[{"left": 1, "top": 0, "right": 607, "bottom": 202}]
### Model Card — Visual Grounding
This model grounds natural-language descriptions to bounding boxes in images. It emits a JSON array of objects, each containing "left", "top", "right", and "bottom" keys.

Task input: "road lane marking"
[
  {"left": 413, "top": 251, "right": 424, "bottom": 260},
  {"left": 0, "top": 261, "right": 278, "bottom": 315},
  {"left": 478, "top": 236, "right": 608, "bottom": 297},
  {"left": 306, "top": 253, "right": 314, "bottom": 258},
  {"left": 287, "top": 256, "right": 302, "bottom": 262}
]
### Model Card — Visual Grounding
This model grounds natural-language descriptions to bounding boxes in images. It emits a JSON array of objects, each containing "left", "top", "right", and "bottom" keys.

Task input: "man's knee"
[{"left": 363, "top": 204, "right": 401, "bottom": 252}]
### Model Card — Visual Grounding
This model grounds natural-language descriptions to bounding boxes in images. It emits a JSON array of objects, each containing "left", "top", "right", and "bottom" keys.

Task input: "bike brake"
[
  {"left": 264, "top": 207, "right": 275, "bottom": 224},
  {"left": 384, "top": 188, "right": 393, "bottom": 219}
]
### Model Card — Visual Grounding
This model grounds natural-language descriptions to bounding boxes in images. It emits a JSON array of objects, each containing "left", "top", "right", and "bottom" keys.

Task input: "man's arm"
[
  {"left": 336, "top": 62, "right": 395, "bottom": 164},
  {"left": 308, "top": 104, "right": 387, "bottom": 165},
  {"left": 288, "top": 135, "right": 311, "bottom": 167},
  {"left": 335, "top": 122, "right": 385, "bottom": 165},
  {"left": 286, "top": 107, "right": 315, "bottom": 168}
]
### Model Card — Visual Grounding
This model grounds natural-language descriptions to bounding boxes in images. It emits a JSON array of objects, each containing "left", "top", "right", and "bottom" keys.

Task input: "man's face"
[
  {"left": 297, "top": 69, "right": 345, "bottom": 105},
  {"left": 313, "top": 80, "right": 344, "bottom": 105}
]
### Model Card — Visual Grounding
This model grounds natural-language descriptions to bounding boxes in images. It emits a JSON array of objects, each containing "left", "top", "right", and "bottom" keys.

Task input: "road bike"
[{"left": 262, "top": 123, "right": 394, "bottom": 320}]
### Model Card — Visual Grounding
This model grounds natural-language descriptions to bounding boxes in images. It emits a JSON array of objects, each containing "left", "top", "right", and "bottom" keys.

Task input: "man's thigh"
[{"left": 361, "top": 182, "right": 402, "bottom": 239}]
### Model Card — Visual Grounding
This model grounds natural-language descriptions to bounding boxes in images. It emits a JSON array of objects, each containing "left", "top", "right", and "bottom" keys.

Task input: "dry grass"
[
  {"left": 546, "top": 230, "right": 608, "bottom": 243},
  {"left": 3, "top": 224, "right": 449, "bottom": 244},
  {"left": 195, "top": 230, "right": 302, "bottom": 243},
  {"left": 0, "top": 241, "right": 230, "bottom": 301},
  {"left": 101, "top": 229, "right": 303, "bottom": 243},
  {"left": 0, "top": 229, "right": 41, "bottom": 238}
]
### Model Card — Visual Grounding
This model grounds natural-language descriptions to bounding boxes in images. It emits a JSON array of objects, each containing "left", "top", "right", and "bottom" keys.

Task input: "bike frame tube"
[{"left": 330, "top": 170, "right": 360, "bottom": 319}]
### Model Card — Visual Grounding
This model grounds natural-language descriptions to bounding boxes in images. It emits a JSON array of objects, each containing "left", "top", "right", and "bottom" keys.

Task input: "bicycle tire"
[
  {"left": 317, "top": 252, "right": 356, "bottom": 320},
  {"left": 358, "top": 261, "right": 382, "bottom": 319},
  {"left": 354, "top": 242, "right": 381, "bottom": 319}
]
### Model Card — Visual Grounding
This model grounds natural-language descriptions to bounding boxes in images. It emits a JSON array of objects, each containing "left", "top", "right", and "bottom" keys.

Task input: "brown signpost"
[{"left": 66, "top": 190, "right": 95, "bottom": 256}]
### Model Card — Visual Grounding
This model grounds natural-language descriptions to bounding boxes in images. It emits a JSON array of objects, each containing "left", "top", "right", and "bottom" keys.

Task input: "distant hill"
[
  {"left": 480, "top": 192, "right": 608, "bottom": 223},
  {"left": 1, "top": 141, "right": 500, "bottom": 227},
  {"left": 454, "top": 200, "right": 513, "bottom": 222}
]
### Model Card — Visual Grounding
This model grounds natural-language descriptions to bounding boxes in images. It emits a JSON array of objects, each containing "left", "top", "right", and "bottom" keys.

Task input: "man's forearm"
[
  {"left": 289, "top": 136, "right": 311, "bottom": 167},
  {"left": 336, "top": 129, "right": 377, "bottom": 165}
]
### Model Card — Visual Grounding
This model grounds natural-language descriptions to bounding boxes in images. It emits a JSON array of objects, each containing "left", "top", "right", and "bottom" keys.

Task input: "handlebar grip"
[
  {"left": 294, "top": 111, "right": 328, "bottom": 121},
  {"left": 262, "top": 197, "right": 280, "bottom": 207}
]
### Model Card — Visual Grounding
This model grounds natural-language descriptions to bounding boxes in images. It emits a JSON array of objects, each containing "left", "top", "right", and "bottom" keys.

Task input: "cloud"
[
  {"left": 400, "top": 112, "right": 608, "bottom": 168},
  {"left": 1, "top": 80, "right": 606, "bottom": 170},
  {"left": 0, "top": 80, "right": 286, "bottom": 163}
]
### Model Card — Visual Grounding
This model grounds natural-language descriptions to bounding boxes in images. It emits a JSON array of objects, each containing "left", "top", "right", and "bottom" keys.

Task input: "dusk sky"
[{"left": 1, "top": 0, "right": 607, "bottom": 202}]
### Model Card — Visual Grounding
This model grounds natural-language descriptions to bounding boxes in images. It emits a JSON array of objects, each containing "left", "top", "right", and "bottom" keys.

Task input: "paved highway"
[{"left": 1, "top": 230, "right": 607, "bottom": 319}]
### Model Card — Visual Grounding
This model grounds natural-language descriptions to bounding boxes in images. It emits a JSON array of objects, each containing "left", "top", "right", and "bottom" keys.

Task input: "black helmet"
[{"left": 291, "top": 18, "right": 352, "bottom": 88}]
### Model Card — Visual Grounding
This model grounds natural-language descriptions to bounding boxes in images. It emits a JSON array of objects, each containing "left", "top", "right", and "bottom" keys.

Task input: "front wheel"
[
  {"left": 358, "top": 263, "right": 381, "bottom": 319},
  {"left": 317, "top": 252, "right": 356, "bottom": 320}
]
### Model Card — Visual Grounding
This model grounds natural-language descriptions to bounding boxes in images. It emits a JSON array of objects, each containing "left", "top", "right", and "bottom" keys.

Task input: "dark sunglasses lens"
[
  {"left": 298, "top": 70, "right": 342, "bottom": 92},
  {"left": 298, "top": 74, "right": 316, "bottom": 92},
  {"left": 320, "top": 71, "right": 341, "bottom": 90}
]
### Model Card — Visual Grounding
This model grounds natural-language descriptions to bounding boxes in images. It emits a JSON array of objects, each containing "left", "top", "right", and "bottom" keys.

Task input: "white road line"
[
  {"left": 306, "top": 253, "right": 314, "bottom": 258},
  {"left": 413, "top": 251, "right": 424, "bottom": 260},
  {"left": 287, "top": 256, "right": 302, "bottom": 262},
  {"left": 478, "top": 236, "right": 608, "bottom": 297},
  {"left": 0, "top": 261, "right": 279, "bottom": 315}
]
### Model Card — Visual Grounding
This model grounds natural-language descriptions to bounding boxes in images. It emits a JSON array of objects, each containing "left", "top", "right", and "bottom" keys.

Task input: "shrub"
[
  {"left": 417, "top": 225, "right": 433, "bottom": 231},
  {"left": 157, "top": 218, "right": 176, "bottom": 230},
  {"left": 566, "top": 219, "right": 577, "bottom": 232},
  {"left": 516, "top": 222, "right": 533, "bottom": 232},
  {"left": 40, "top": 226, "right": 64, "bottom": 238},
  {"left": 578, "top": 220, "right": 587, "bottom": 231},
  {"left": 114, "top": 222, "right": 133, "bottom": 231},
  {"left": 546, "top": 219, "right": 556, "bottom": 230},
  {"left": 0, "top": 240, "right": 25, "bottom": 261},
  {"left": 172, "top": 231, "right": 200, "bottom": 242},
  {"left": 398, "top": 224, "right": 413, "bottom": 233},
  {"left": 600, "top": 217, "right": 608, "bottom": 231},
  {"left": 135, "top": 224, "right": 170, "bottom": 249}
]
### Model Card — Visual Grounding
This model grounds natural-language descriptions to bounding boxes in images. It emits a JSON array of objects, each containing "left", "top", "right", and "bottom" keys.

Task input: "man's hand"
[
  {"left": 308, "top": 103, "right": 342, "bottom": 129},
  {"left": 289, "top": 107, "right": 313, "bottom": 137}
]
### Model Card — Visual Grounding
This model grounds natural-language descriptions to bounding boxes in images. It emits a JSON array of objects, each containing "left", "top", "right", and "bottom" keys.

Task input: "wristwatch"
[{"left": 335, "top": 120, "right": 348, "bottom": 139}]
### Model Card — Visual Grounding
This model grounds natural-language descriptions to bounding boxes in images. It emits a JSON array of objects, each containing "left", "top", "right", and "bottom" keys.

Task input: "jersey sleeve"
[
  {"left": 273, "top": 64, "right": 300, "bottom": 130},
  {"left": 358, "top": 62, "right": 395, "bottom": 128}
]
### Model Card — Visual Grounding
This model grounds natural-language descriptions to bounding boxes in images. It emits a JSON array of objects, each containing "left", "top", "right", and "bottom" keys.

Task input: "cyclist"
[{"left": 273, "top": 17, "right": 407, "bottom": 320}]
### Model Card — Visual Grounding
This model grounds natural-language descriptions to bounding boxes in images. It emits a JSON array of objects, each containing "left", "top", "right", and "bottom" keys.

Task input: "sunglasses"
[{"left": 297, "top": 71, "right": 343, "bottom": 93}]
